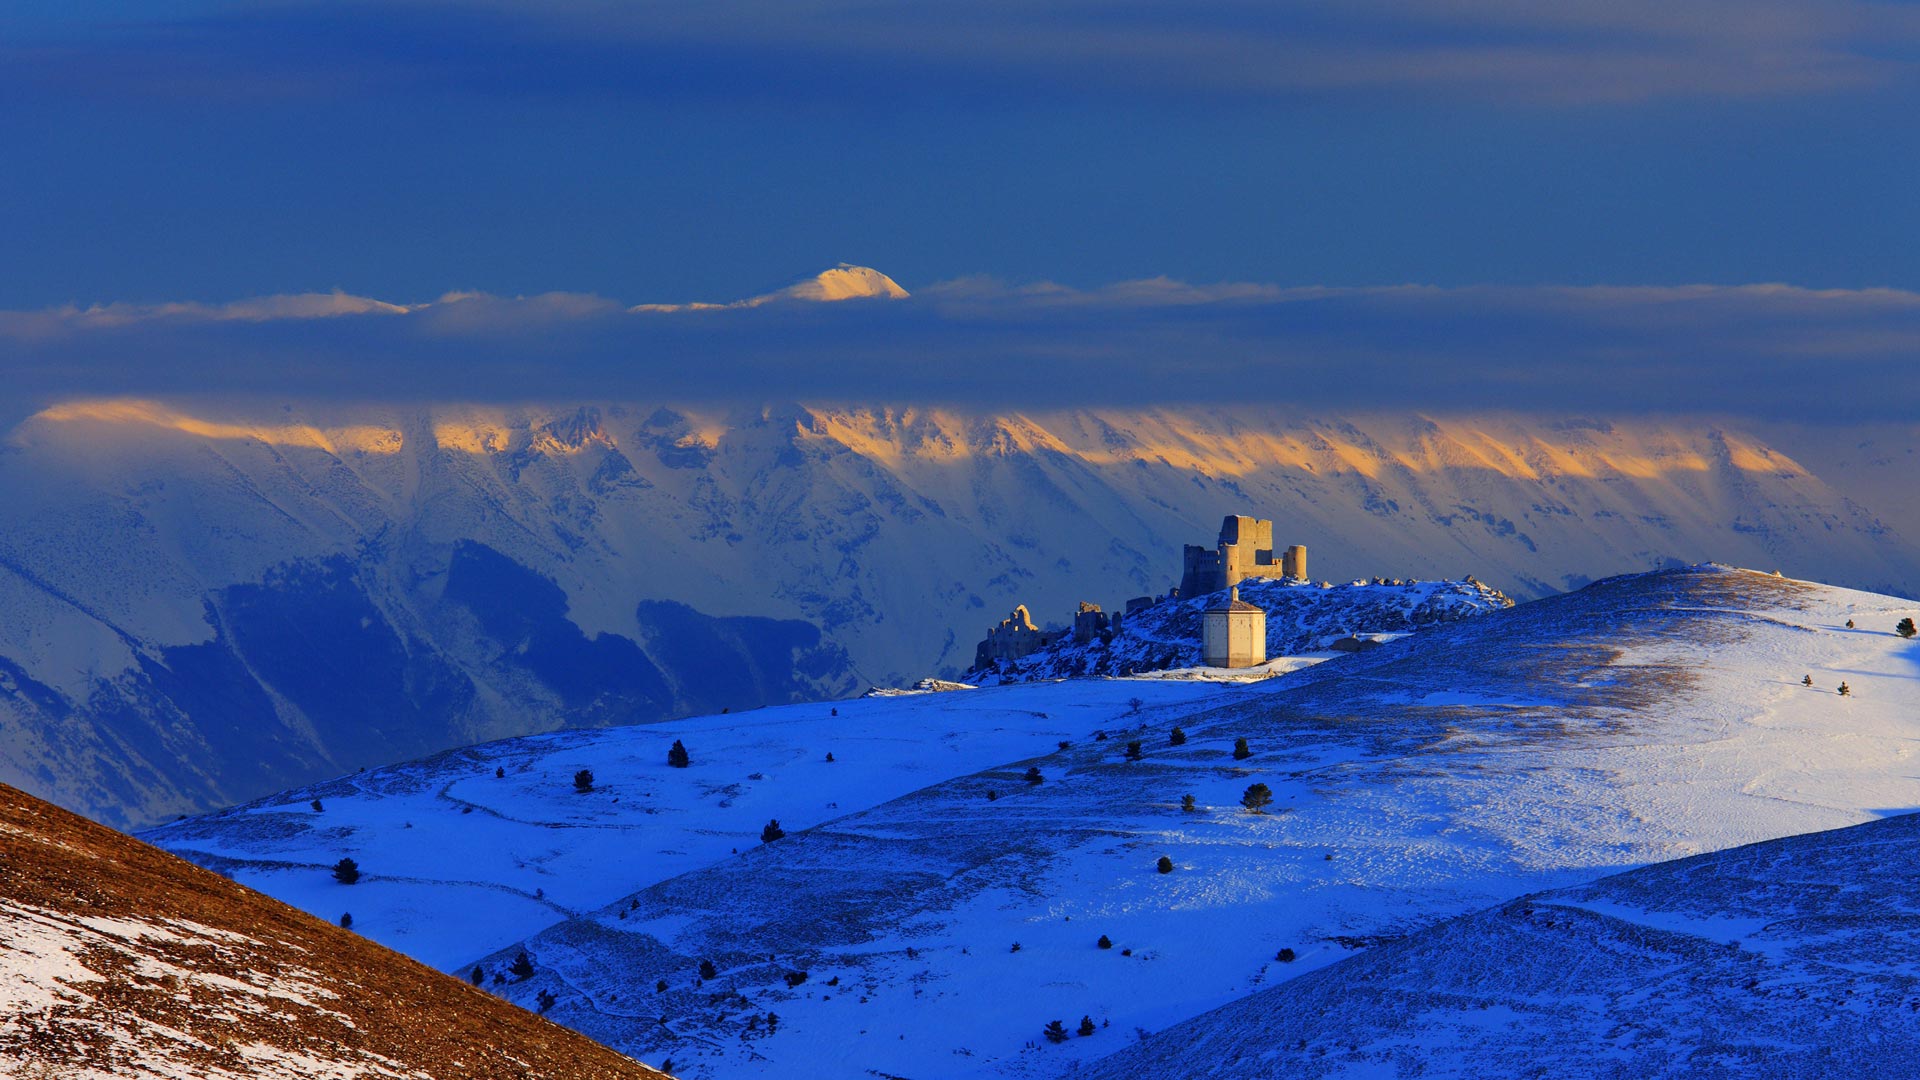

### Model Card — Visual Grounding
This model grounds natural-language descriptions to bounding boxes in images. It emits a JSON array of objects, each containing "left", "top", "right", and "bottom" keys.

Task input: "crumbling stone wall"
[{"left": 973, "top": 605, "right": 1059, "bottom": 669}]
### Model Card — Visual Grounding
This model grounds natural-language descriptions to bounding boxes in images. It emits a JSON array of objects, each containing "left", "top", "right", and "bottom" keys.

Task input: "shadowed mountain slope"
[{"left": 0, "top": 782, "right": 670, "bottom": 1080}]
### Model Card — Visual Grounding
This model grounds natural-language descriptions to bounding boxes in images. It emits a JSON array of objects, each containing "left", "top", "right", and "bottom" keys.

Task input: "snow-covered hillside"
[
  {"left": 1080, "top": 810, "right": 1920, "bottom": 1079},
  {"left": 5, "top": 402, "right": 1917, "bottom": 828},
  {"left": 0, "top": 782, "right": 665, "bottom": 1080},
  {"left": 148, "top": 566, "right": 1920, "bottom": 1080},
  {"left": 971, "top": 576, "right": 1512, "bottom": 682},
  {"left": 142, "top": 679, "right": 1224, "bottom": 970}
]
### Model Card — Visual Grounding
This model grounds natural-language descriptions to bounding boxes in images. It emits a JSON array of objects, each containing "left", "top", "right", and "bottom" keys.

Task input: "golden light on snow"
[
  {"left": 22, "top": 398, "right": 1810, "bottom": 486},
  {"left": 804, "top": 407, "right": 1809, "bottom": 482},
  {"left": 628, "top": 264, "right": 910, "bottom": 312},
  {"left": 30, "top": 399, "right": 404, "bottom": 455}
]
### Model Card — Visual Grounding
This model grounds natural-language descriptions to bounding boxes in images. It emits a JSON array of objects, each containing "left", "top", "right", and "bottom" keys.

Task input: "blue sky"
[
  {"left": 5, "top": 1, "right": 1920, "bottom": 306},
  {"left": 3, "top": 2, "right": 1919, "bottom": 420}
]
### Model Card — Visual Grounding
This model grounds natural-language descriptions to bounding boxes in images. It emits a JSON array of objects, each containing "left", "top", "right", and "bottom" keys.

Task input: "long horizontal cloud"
[
  {"left": 9, "top": 0, "right": 1920, "bottom": 107},
  {"left": 3, "top": 274, "right": 1919, "bottom": 423}
]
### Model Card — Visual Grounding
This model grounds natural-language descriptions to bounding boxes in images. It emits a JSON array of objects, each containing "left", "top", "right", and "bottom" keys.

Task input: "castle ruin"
[
  {"left": 973, "top": 605, "right": 1059, "bottom": 669},
  {"left": 1072, "top": 601, "right": 1112, "bottom": 644},
  {"left": 969, "top": 512, "right": 1303, "bottom": 674},
  {"left": 1179, "top": 515, "right": 1306, "bottom": 597}
]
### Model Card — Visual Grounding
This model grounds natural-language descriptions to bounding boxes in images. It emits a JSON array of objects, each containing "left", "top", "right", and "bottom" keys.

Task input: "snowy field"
[
  {"left": 146, "top": 679, "right": 1224, "bottom": 969},
  {"left": 1081, "top": 810, "right": 1920, "bottom": 1079},
  {"left": 150, "top": 566, "right": 1920, "bottom": 1080}
]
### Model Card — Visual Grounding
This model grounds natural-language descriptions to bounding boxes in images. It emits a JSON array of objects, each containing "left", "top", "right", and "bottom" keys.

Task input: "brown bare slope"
[{"left": 0, "top": 782, "right": 670, "bottom": 1079}]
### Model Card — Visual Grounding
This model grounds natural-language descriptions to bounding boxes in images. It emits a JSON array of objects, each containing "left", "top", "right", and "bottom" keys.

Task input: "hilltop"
[
  {"left": 146, "top": 565, "right": 1920, "bottom": 1079},
  {"left": 970, "top": 574, "right": 1512, "bottom": 682},
  {"left": 0, "top": 782, "right": 668, "bottom": 1080}
]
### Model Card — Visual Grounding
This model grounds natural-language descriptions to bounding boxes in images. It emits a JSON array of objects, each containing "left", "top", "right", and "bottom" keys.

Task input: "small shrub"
[
  {"left": 1128, "top": 697, "right": 1144, "bottom": 713},
  {"left": 1124, "top": 741, "right": 1143, "bottom": 761},
  {"left": 471, "top": 966, "right": 485, "bottom": 985},
  {"left": 1025, "top": 767, "right": 1044, "bottom": 785},
  {"left": 1838, "top": 682, "right": 1852, "bottom": 696},
  {"left": 1097, "top": 934, "right": 1112, "bottom": 950},
  {"left": 1899, "top": 617, "right": 1917, "bottom": 640},
  {"left": 1242, "top": 782, "right": 1274, "bottom": 813},
  {"left": 495, "top": 766, "right": 505, "bottom": 778},
  {"left": 784, "top": 970, "right": 809, "bottom": 988},
  {"left": 1847, "top": 619, "right": 1856, "bottom": 628},
  {"left": 761, "top": 819, "right": 786, "bottom": 843},
  {"left": 1233, "top": 737, "right": 1251, "bottom": 761},
  {"left": 536, "top": 989, "right": 556, "bottom": 1013},
  {"left": 1121, "top": 948, "right": 1132, "bottom": 956},
  {"left": 655, "top": 979, "right": 668, "bottom": 993},
  {"left": 668, "top": 739, "right": 691, "bottom": 768},
  {"left": 573, "top": 769, "right": 594, "bottom": 793},
  {"left": 510, "top": 951, "right": 535, "bottom": 980},
  {"left": 1157, "top": 856, "right": 1174, "bottom": 874},
  {"left": 699, "top": 959, "right": 718, "bottom": 980},
  {"left": 1803, "top": 675, "right": 1813, "bottom": 687},
  {"left": 766, "top": 1012, "right": 779, "bottom": 1032},
  {"left": 1044, "top": 1019, "right": 1069, "bottom": 1044},
  {"left": 311, "top": 799, "right": 324, "bottom": 812},
  {"left": 339, "top": 912, "right": 352, "bottom": 929},
  {"left": 1094, "top": 730, "right": 1108, "bottom": 741},
  {"left": 1277, "top": 947, "right": 1296, "bottom": 963},
  {"left": 1078, "top": 1015, "right": 1097, "bottom": 1037},
  {"left": 827, "top": 976, "right": 839, "bottom": 986},
  {"left": 1169, "top": 727, "right": 1186, "bottom": 746},
  {"left": 987, "top": 790, "right": 998, "bottom": 801},
  {"left": 331, "top": 857, "right": 360, "bottom": 885},
  {"left": 825, "top": 751, "right": 836, "bottom": 763},
  {"left": 1010, "top": 941, "right": 1022, "bottom": 953},
  {"left": 1181, "top": 794, "right": 1196, "bottom": 813},
  {"left": 1057, "top": 740, "right": 1072, "bottom": 750}
]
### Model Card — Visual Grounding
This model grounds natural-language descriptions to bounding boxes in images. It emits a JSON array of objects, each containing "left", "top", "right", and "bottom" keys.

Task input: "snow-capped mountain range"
[
  {"left": 3, "top": 397, "right": 1917, "bottom": 828},
  {"left": 143, "top": 566, "right": 1920, "bottom": 1079}
]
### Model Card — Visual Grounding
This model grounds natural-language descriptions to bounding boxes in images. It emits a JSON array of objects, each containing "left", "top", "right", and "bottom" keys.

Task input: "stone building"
[
  {"left": 1072, "top": 601, "right": 1111, "bottom": 644},
  {"left": 973, "top": 605, "right": 1059, "bottom": 669},
  {"left": 1202, "top": 586, "right": 1267, "bottom": 668},
  {"left": 1179, "top": 515, "right": 1306, "bottom": 597}
]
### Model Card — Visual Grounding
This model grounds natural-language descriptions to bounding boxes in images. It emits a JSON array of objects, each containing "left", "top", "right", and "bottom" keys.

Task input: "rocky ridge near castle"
[{"left": 969, "top": 574, "right": 1512, "bottom": 683}]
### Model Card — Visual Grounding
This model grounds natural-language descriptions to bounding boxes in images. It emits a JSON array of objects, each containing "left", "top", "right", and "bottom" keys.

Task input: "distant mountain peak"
[
  {"left": 630, "top": 264, "right": 909, "bottom": 312},
  {"left": 773, "top": 264, "right": 911, "bottom": 303}
]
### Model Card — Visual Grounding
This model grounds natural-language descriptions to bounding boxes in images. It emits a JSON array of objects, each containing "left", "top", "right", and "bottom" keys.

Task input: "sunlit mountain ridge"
[{"left": 2, "top": 399, "right": 1915, "bottom": 828}]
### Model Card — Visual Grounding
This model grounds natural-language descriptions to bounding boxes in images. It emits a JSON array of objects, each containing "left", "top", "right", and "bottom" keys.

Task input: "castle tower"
[
  {"left": 1281, "top": 544, "right": 1307, "bottom": 581},
  {"left": 1179, "top": 515, "right": 1302, "bottom": 596}
]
